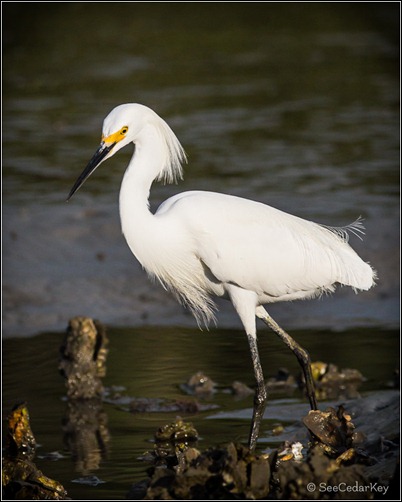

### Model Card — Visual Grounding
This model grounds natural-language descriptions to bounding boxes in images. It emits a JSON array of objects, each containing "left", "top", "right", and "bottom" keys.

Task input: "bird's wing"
[{"left": 157, "top": 191, "right": 373, "bottom": 298}]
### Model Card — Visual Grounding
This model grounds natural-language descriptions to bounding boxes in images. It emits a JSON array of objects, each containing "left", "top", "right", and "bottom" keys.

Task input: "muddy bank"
[{"left": 2, "top": 203, "right": 399, "bottom": 339}]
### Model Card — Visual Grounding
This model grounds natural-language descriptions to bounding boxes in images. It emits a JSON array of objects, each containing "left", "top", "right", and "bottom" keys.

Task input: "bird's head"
[
  {"left": 67, "top": 104, "right": 159, "bottom": 201},
  {"left": 67, "top": 104, "right": 186, "bottom": 201}
]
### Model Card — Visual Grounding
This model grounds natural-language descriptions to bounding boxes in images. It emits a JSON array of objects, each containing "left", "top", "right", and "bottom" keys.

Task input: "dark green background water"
[{"left": 2, "top": 2, "right": 400, "bottom": 500}]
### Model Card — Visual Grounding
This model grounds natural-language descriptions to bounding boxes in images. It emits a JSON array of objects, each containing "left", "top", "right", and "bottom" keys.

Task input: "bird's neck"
[
  {"left": 120, "top": 124, "right": 165, "bottom": 209},
  {"left": 119, "top": 125, "right": 165, "bottom": 262}
]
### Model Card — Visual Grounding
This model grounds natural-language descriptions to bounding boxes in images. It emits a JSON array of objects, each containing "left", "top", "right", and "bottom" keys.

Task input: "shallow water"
[{"left": 2, "top": 325, "right": 399, "bottom": 500}]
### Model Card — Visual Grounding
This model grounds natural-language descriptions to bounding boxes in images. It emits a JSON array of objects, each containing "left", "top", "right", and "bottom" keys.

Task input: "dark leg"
[
  {"left": 256, "top": 307, "right": 317, "bottom": 410},
  {"left": 227, "top": 286, "right": 269, "bottom": 452},
  {"left": 247, "top": 333, "right": 267, "bottom": 453}
]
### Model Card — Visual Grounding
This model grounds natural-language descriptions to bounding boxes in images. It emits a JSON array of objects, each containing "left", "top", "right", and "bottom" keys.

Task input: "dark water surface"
[
  {"left": 2, "top": 3, "right": 400, "bottom": 500},
  {"left": 2, "top": 326, "right": 399, "bottom": 500}
]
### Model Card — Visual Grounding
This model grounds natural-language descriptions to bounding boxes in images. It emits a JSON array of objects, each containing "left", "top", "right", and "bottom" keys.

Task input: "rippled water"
[{"left": 2, "top": 3, "right": 400, "bottom": 500}]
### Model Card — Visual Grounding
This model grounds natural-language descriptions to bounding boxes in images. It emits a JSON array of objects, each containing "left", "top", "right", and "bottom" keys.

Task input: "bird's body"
[
  {"left": 68, "top": 103, "right": 376, "bottom": 450},
  {"left": 123, "top": 188, "right": 373, "bottom": 326}
]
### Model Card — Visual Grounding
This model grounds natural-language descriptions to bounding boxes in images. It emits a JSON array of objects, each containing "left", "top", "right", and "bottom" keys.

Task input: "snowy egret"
[{"left": 67, "top": 103, "right": 376, "bottom": 451}]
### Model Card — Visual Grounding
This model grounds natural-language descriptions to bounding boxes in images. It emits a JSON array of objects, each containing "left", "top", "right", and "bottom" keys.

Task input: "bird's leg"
[
  {"left": 247, "top": 333, "right": 267, "bottom": 453},
  {"left": 256, "top": 306, "right": 317, "bottom": 411},
  {"left": 227, "top": 286, "right": 268, "bottom": 452}
]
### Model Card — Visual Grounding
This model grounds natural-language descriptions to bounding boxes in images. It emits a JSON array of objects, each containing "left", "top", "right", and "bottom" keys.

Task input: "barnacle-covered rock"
[
  {"left": 302, "top": 405, "right": 360, "bottom": 456},
  {"left": 128, "top": 441, "right": 271, "bottom": 500},
  {"left": 59, "top": 317, "right": 108, "bottom": 399},
  {"left": 2, "top": 403, "right": 68, "bottom": 500}
]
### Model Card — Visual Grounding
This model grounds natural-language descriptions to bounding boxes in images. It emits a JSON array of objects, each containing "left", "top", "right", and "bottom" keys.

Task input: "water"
[
  {"left": 2, "top": 3, "right": 400, "bottom": 499},
  {"left": 2, "top": 326, "right": 399, "bottom": 500}
]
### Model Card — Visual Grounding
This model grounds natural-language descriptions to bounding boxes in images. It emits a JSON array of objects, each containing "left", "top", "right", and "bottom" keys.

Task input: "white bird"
[{"left": 67, "top": 103, "right": 376, "bottom": 451}]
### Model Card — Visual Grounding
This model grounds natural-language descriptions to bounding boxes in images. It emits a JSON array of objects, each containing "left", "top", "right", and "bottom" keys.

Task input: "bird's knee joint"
[{"left": 295, "top": 346, "right": 311, "bottom": 366}]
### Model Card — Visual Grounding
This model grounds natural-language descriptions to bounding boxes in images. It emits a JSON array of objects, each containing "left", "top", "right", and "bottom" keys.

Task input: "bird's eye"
[{"left": 121, "top": 126, "right": 129, "bottom": 135}]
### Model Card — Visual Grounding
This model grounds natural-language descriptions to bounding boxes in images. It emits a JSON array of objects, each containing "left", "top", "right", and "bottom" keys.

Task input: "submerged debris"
[
  {"left": 103, "top": 386, "right": 218, "bottom": 414},
  {"left": 266, "top": 367, "right": 297, "bottom": 394},
  {"left": 59, "top": 316, "right": 109, "bottom": 399},
  {"left": 71, "top": 475, "right": 106, "bottom": 486},
  {"left": 303, "top": 361, "right": 365, "bottom": 400},
  {"left": 230, "top": 380, "right": 254, "bottom": 397},
  {"left": 179, "top": 362, "right": 365, "bottom": 404},
  {"left": 2, "top": 403, "right": 68, "bottom": 500},
  {"left": 102, "top": 370, "right": 219, "bottom": 418},
  {"left": 180, "top": 371, "right": 217, "bottom": 396},
  {"left": 130, "top": 397, "right": 215, "bottom": 414}
]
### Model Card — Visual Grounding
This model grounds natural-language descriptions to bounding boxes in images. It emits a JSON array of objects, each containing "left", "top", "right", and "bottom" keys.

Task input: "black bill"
[{"left": 67, "top": 142, "right": 116, "bottom": 201}]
